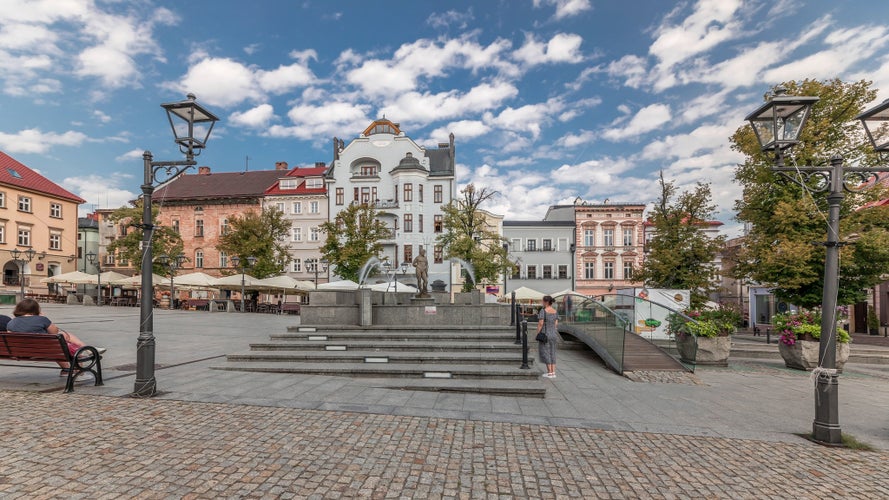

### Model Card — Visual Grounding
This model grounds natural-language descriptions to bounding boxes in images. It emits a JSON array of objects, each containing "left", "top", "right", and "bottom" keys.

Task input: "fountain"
[
  {"left": 449, "top": 257, "right": 476, "bottom": 288},
  {"left": 357, "top": 256, "right": 383, "bottom": 287}
]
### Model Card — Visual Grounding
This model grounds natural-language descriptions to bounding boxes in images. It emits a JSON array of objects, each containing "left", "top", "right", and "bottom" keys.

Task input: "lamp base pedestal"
[{"left": 812, "top": 372, "right": 842, "bottom": 445}]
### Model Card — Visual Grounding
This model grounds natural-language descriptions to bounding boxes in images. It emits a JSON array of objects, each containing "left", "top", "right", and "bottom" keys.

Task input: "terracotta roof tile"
[
  {"left": 153, "top": 169, "right": 286, "bottom": 201},
  {"left": 265, "top": 166, "right": 328, "bottom": 196},
  {"left": 0, "top": 151, "right": 85, "bottom": 203}
]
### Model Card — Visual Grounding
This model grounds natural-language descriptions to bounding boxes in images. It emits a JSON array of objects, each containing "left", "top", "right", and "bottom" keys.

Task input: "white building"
[
  {"left": 263, "top": 162, "right": 329, "bottom": 285},
  {"left": 325, "top": 119, "right": 456, "bottom": 289}
]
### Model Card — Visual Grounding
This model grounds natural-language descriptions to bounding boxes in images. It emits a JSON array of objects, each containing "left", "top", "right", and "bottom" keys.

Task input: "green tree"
[
  {"left": 319, "top": 203, "right": 389, "bottom": 282},
  {"left": 106, "top": 200, "right": 184, "bottom": 275},
  {"left": 731, "top": 78, "right": 889, "bottom": 307},
  {"left": 216, "top": 208, "right": 291, "bottom": 279},
  {"left": 635, "top": 172, "right": 726, "bottom": 309},
  {"left": 438, "top": 184, "right": 509, "bottom": 292}
]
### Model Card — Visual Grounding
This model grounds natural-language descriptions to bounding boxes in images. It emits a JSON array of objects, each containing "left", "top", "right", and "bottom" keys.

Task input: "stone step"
[
  {"left": 289, "top": 325, "right": 515, "bottom": 332},
  {"left": 227, "top": 350, "right": 533, "bottom": 366},
  {"left": 210, "top": 362, "right": 544, "bottom": 380},
  {"left": 270, "top": 332, "right": 518, "bottom": 342},
  {"left": 359, "top": 378, "right": 547, "bottom": 398},
  {"left": 728, "top": 343, "right": 889, "bottom": 364},
  {"left": 250, "top": 340, "right": 525, "bottom": 352}
]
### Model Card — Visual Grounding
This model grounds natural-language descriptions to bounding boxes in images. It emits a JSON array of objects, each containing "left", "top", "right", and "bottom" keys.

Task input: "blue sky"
[{"left": 2, "top": 0, "right": 889, "bottom": 235}]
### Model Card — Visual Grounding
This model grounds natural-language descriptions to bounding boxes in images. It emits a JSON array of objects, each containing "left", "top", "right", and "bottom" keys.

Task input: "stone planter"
[
  {"left": 778, "top": 340, "right": 850, "bottom": 372},
  {"left": 676, "top": 335, "right": 731, "bottom": 366}
]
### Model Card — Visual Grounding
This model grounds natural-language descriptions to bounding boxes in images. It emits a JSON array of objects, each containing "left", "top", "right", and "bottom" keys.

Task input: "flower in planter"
[{"left": 774, "top": 311, "right": 852, "bottom": 346}]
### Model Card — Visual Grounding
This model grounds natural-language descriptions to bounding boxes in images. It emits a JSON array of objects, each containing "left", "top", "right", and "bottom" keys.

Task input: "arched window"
[{"left": 195, "top": 249, "right": 204, "bottom": 268}]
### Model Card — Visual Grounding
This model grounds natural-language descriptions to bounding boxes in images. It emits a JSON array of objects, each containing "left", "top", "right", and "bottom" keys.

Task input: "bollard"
[
  {"left": 510, "top": 292, "right": 516, "bottom": 326},
  {"left": 514, "top": 303, "right": 522, "bottom": 344},
  {"left": 520, "top": 319, "right": 530, "bottom": 369},
  {"left": 766, "top": 327, "right": 771, "bottom": 344}
]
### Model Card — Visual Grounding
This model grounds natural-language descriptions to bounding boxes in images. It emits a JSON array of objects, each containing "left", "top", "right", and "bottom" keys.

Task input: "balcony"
[{"left": 374, "top": 200, "right": 399, "bottom": 209}]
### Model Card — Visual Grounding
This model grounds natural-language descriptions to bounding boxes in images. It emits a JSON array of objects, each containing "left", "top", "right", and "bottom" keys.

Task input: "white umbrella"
[
  {"left": 98, "top": 271, "right": 129, "bottom": 284},
  {"left": 512, "top": 286, "right": 545, "bottom": 301},
  {"left": 173, "top": 272, "right": 219, "bottom": 288},
  {"left": 111, "top": 274, "right": 168, "bottom": 288},
  {"left": 254, "top": 275, "right": 315, "bottom": 292},
  {"left": 369, "top": 281, "right": 417, "bottom": 292},
  {"left": 317, "top": 279, "right": 359, "bottom": 290},
  {"left": 210, "top": 274, "right": 260, "bottom": 290},
  {"left": 551, "top": 288, "right": 581, "bottom": 297},
  {"left": 40, "top": 271, "right": 95, "bottom": 285}
]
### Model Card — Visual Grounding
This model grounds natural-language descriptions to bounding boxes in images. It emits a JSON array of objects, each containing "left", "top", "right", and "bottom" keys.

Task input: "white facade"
[{"left": 326, "top": 119, "right": 456, "bottom": 289}]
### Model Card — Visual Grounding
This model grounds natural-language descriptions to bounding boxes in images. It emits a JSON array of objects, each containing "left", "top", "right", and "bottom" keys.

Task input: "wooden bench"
[{"left": 0, "top": 332, "right": 104, "bottom": 393}]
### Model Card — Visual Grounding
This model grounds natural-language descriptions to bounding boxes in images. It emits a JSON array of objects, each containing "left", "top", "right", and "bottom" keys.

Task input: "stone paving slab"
[{"left": 2, "top": 390, "right": 888, "bottom": 498}]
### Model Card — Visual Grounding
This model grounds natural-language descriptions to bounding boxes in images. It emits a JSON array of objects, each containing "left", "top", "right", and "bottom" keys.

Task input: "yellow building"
[{"left": 0, "top": 151, "right": 84, "bottom": 296}]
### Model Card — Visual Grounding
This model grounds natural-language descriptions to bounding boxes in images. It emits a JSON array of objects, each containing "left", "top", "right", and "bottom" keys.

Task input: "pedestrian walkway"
[{"left": 1, "top": 305, "right": 889, "bottom": 497}]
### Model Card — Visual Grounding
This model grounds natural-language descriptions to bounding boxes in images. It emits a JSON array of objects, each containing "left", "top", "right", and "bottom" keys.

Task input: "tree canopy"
[
  {"left": 216, "top": 207, "right": 291, "bottom": 279},
  {"left": 635, "top": 172, "right": 725, "bottom": 309},
  {"left": 731, "top": 78, "right": 889, "bottom": 307},
  {"left": 319, "top": 203, "right": 389, "bottom": 282},
  {"left": 106, "top": 200, "right": 184, "bottom": 275},
  {"left": 437, "top": 184, "right": 509, "bottom": 292}
]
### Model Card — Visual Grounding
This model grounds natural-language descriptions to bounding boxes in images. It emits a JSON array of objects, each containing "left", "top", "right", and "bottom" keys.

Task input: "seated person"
[
  {"left": 0, "top": 314, "right": 10, "bottom": 332},
  {"left": 7, "top": 299, "right": 103, "bottom": 374}
]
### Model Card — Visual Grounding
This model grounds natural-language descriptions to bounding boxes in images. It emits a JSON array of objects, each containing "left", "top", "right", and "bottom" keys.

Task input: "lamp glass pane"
[
  {"left": 778, "top": 106, "right": 809, "bottom": 142},
  {"left": 863, "top": 117, "right": 889, "bottom": 152},
  {"left": 751, "top": 120, "right": 775, "bottom": 149}
]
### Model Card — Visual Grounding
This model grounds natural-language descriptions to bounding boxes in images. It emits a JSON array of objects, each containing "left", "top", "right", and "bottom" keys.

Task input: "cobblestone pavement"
[{"left": 2, "top": 390, "right": 887, "bottom": 499}]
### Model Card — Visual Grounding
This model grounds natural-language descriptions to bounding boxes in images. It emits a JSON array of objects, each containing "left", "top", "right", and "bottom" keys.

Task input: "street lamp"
[
  {"left": 745, "top": 86, "right": 888, "bottom": 445},
  {"left": 399, "top": 262, "right": 409, "bottom": 292},
  {"left": 308, "top": 258, "right": 329, "bottom": 289},
  {"left": 157, "top": 253, "right": 186, "bottom": 310},
  {"left": 230, "top": 255, "right": 256, "bottom": 313},
  {"left": 10, "top": 248, "right": 37, "bottom": 301},
  {"left": 135, "top": 93, "right": 219, "bottom": 397},
  {"left": 85, "top": 251, "right": 102, "bottom": 306}
]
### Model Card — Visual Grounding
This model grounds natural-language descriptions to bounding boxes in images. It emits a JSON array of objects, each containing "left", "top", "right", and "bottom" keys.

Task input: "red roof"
[
  {"left": 0, "top": 151, "right": 85, "bottom": 203},
  {"left": 264, "top": 166, "right": 328, "bottom": 196},
  {"left": 643, "top": 216, "right": 723, "bottom": 227}
]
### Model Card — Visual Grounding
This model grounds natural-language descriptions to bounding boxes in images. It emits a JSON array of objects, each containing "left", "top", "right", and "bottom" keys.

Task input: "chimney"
[
  {"left": 275, "top": 161, "right": 288, "bottom": 171},
  {"left": 198, "top": 166, "right": 211, "bottom": 175},
  {"left": 315, "top": 162, "right": 326, "bottom": 168}
]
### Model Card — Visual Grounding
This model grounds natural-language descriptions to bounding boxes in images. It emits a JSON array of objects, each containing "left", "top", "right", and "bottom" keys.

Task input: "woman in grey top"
[{"left": 537, "top": 295, "right": 559, "bottom": 379}]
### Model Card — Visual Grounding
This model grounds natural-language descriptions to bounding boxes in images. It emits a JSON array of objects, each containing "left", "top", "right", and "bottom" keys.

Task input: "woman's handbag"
[{"left": 535, "top": 311, "right": 548, "bottom": 343}]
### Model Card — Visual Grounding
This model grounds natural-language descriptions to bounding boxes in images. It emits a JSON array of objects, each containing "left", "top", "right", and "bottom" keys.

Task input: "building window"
[
  {"left": 404, "top": 183, "right": 413, "bottom": 202},
  {"left": 195, "top": 219, "right": 204, "bottom": 237},
  {"left": 404, "top": 214, "right": 413, "bottom": 233},
  {"left": 291, "top": 259, "right": 301, "bottom": 272},
  {"left": 404, "top": 244, "right": 413, "bottom": 264},
  {"left": 292, "top": 227, "right": 302, "bottom": 242},
  {"left": 542, "top": 265, "right": 552, "bottom": 279},
  {"left": 306, "top": 178, "right": 323, "bottom": 189},
  {"left": 172, "top": 219, "right": 180, "bottom": 234},
  {"left": 17, "top": 228, "right": 30, "bottom": 246},
  {"left": 434, "top": 245, "right": 443, "bottom": 264},
  {"left": 434, "top": 185, "right": 443, "bottom": 203},
  {"left": 306, "top": 259, "right": 317, "bottom": 273},
  {"left": 50, "top": 203, "right": 62, "bottom": 218},
  {"left": 360, "top": 164, "right": 378, "bottom": 176},
  {"left": 0, "top": 191, "right": 5, "bottom": 208},
  {"left": 584, "top": 262, "right": 595, "bottom": 279},
  {"left": 360, "top": 187, "right": 370, "bottom": 204},
  {"left": 310, "top": 227, "right": 320, "bottom": 241},
  {"left": 105, "top": 254, "right": 115, "bottom": 266},
  {"left": 77, "top": 247, "right": 82, "bottom": 259},
  {"left": 418, "top": 214, "right": 423, "bottom": 233},
  {"left": 526, "top": 239, "right": 536, "bottom": 251},
  {"left": 604, "top": 229, "right": 614, "bottom": 247},
  {"left": 558, "top": 265, "right": 568, "bottom": 279},
  {"left": 623, "top": 228, "right": 633, "bottom": 246},
  {"left": 276, "top": 202, "right": 286, "bottom": 213},
  {"left": 418, "top": 184, "right": 424, "bottom": 203},
  {"left": 0, "top": 225, "right": 5, "bottom": 243},
  {"left": 220, "top": 218, "right": 228, "bottom": 235},
  {"left": 434, "top": 215, "right": 443, "bottom": 233},
  {"left": 604, "top": 262, "right": 614, "bottom": 279},
  {"left": 353, "top": 187, "right": 359, "bottom": 202},
  {"left": 527, "top": 265, "right": 537, "bottom": 279},
  {"left": 292, "top": 202, "right": 302, "bottom": 214},
  {"left": 511, "top": 264, "right": 520, "bottom": 279},
  {"left": 220, "top": 251, "right": 228, "bottom": 268},
  {"left": 49, "top": 233, "right": 61, "bottom": 250},
  {"left": 624, "top": 262, "right": 634, "bottom": 280},
  {"left": 542, "top": 239, "right": 552, "bottom": 251},
  {"left": 17, "top": 196, "right": 31, "bottom": 213},
  {"left": 584, "top": 229, "right": 595, "bottom": 247},
  {"left": 280, "top": 179, "right": 298, "bottom": 189},
  {"left": 310, "top": 201, "right": 319, "bottom": 214},
  {"left": 335, "top": 188, "right": 344, "bottom": 206},
  {"left": 195, "top": 250, "right": 203, "bottom": 268}
]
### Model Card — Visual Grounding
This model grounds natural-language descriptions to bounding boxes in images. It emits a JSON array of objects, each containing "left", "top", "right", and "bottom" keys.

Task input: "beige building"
[{"left": 0, "top": 151, "right": 84, "bottom": 296}]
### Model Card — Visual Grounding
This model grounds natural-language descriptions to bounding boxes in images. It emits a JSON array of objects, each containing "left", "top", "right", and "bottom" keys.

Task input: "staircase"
[{"left": 211, "top": 325, "right": 547, "bottom": 398}]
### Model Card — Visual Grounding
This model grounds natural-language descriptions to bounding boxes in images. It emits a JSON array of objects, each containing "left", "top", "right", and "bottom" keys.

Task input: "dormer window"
[
  {"left": 305, "top": 178, "right": 323, "bottom": 189},
  {"left": 280, "top": 179, "right": 298, "bottom": 189},
  {"left": 362, "top": 119, "right": 401, "bottom": 136}
]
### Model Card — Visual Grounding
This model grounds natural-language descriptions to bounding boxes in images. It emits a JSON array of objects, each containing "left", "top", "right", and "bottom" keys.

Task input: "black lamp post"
[
  {"left": 308, "top": 258, "right": 329, "bottom": 289},
  {"left": 399, "top": 262, "right": 409, "bottom": 292},
  {"left": 745, "top": 87, "right": 889, "bottom": 445},
  {"left": 230, "top": 255, "right": 256, "bottom": 313},
  {"left": 157, "top": 253, "right": 186, "bottom": 310},
  {"left": 10, "top": 248, "right": 37, "bottom": 301},
  {"left": 85, "top": 251, "right": 102, "bottom": 306},
  {"left": 135, "top": 94, "right": 219, "bottom": 397}
]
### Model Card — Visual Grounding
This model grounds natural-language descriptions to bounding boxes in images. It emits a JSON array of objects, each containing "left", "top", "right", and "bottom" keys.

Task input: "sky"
[{"left": 2, "top": 0, "right": 889, "bottom": 236}]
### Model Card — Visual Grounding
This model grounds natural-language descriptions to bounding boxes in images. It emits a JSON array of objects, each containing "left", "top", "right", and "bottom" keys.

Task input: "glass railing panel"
[{"left": 554, "top": 293, "right": 629, "bottom": 373}]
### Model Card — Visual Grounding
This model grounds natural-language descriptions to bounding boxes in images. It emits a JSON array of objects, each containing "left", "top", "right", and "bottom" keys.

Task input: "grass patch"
[{"left": 795, "top": 432, "right": 877, "bottom": 451}]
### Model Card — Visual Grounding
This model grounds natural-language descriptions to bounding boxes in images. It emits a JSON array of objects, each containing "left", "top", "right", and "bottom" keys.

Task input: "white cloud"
[
  {"left": 267, "top": 101, "right": 371, "bottom": 140},
  {"left": 649, "top": 0, "right": 745, "bottom": 69},
  {"left": 379, "top": 81, "right": 518, "bottom": 124},
  {"left": 257, "top": 62, "right": 316, "bottom": 94},
  {"left": 601, "top": 103, "right": 672, "bottom": 142},
  {"left": 604, "top": 55, "right": 648, "bottom": 88},
  {"left": 555, "top": 130, "right": 596, "bottom": 148},
  {"left": 62, "top": 173, "right": 136, "bottom": 213},
  {"left": 426, "top": 9, "right": 474, "bottom": 30},
  {"left": 172, "top": 57, "right": 261, "bottom": 107},
  {"left": 230, "top": 104, "right": 276, "bottom": 128},
  {"left": 93, "top": 110, "right": 111, "bottom": 124},
  {"left": 115, "top": 149, "right": 145, "bottom": 162},
  {"left": 641, "top": 122, "right": 738, "bottom": 161},
  {"left": 533, "top": 0, "right": 592, "bottom": 20},
  {"left": 0, "top": 128, "right": 89, "bottom": 154},
  {"left": 512, "top": 33, "right": 583, "bottom": 67},
  {"left": 428, "top": 120, "right": 490, "bottom": 142}
]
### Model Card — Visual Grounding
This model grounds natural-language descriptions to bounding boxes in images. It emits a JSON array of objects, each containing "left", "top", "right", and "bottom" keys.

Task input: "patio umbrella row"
[{"left": 40, "top": 271, "right": 317, "bottom": 293}]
